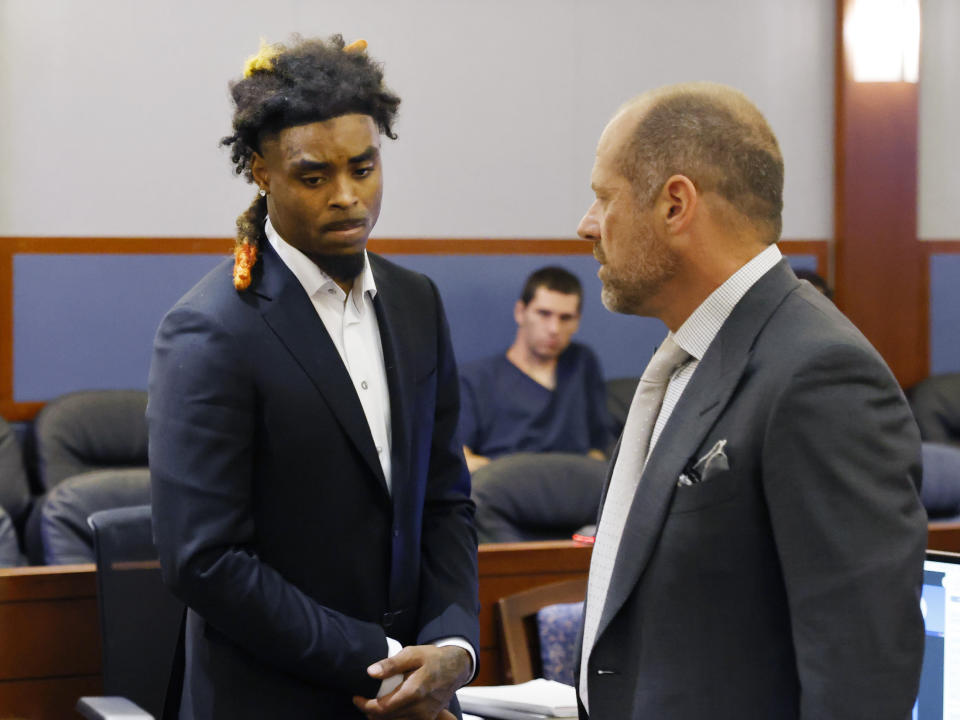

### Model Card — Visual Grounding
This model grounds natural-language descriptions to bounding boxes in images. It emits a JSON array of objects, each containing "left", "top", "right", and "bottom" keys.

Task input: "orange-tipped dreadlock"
[{"left": 232, "top": 192, "right": 267, "bottom": 290}]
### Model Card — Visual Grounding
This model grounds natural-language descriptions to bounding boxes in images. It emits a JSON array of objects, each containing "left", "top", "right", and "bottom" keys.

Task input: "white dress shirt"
[
  {"left": 648, "top": 243, "right": 783, "bottom": 456},
  {"left": 266, "top": 218, "right": 393, "bottom": 488},
  {"left": 265, "top": 218, "right": 475, "bottom": 694}
]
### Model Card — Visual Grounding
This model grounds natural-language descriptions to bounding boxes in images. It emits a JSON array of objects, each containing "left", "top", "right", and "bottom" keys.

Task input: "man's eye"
[
  {"left": 303, "top": 176, "right": 326, "bottom": 186},
  {"left": 354, "top": 165, "right": 374, "bottom": 178}
]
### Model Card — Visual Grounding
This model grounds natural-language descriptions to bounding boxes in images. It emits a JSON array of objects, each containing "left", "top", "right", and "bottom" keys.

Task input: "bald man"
[{"left": 574, "top": 83, "right": 926, "bottom": 719}]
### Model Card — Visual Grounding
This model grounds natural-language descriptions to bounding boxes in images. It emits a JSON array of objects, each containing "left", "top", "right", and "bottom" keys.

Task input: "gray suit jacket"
[{"left": 577, "top": 260, "right": 926, "bottom": 720}]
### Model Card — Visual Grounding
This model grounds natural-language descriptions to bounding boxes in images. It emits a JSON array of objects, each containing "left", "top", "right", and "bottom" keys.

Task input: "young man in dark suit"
[
  {"left": 574, "top": 82, "right": 926, "bottom": 719},
  {"left": 148, "top": 36, "right": 478, "bottom": 720}
]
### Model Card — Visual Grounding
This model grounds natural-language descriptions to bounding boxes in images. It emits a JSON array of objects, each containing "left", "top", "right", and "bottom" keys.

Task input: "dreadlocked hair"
[
  {"left": 233, "top": 193, "right": 267, "bottom": 290},
  {"left": 221, "top": 34, "right": 401, "bottom": 290}
]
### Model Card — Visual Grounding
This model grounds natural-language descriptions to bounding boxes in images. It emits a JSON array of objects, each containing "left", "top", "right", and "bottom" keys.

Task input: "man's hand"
[{"left": 353, "top": 644, "right": 472, "bottom": 720}]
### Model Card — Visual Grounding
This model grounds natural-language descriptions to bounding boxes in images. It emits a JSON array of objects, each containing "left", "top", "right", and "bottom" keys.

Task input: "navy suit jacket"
[
  {"left": 577, "top": 261, "right": 926, "bottom": 720},
  {"left": 148, "top": 242, "right": 479, "bottom": 718}
]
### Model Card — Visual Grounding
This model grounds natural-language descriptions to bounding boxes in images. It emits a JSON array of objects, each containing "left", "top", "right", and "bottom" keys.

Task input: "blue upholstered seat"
[
  {"left": 536, "top": 600, "right": 584, "bottom": 686},
  {"left": 921, "top": 442, "right": 960, "bottom": 522}
]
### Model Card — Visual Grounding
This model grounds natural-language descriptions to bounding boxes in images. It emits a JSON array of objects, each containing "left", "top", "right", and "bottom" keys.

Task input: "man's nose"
[
  {"left": 577, "top": 201, "right": 601, "bottom": 241},
  {"left": 329, "top": 176, "right": 359, "bottom": 209}
]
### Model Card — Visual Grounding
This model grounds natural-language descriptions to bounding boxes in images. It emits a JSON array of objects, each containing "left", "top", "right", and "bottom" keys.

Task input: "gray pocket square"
[{"left": 677, "top": 439, "right": 729, "bottom": 486}]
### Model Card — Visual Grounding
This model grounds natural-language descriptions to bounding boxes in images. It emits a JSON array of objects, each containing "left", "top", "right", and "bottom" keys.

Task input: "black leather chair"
[
  {"left": 0, "top": 505, "right": 24, "bottom": 567},
  {"left": 921, "top": 442, "right": 960, "bottom": 523},
  {"left": 76, "top": 505, "right": 184, "bottom": 720},
  {"left": 0, "top": 414, "right": 32, "bottom": 526},
  {"left": 41, "top": 468, "right": 151, "bottom": 565},
  {"left": 908, "top": 373, "right": 960, "bottom": 447},
  {"left": 33, "top": 389, "right": 149, "bottom": 491},
  {"left": 471, "top": 453, "right": 606, "bottom": 543},
  {"left": 22, "top": 390, "right": 149, "bottom": 564}
]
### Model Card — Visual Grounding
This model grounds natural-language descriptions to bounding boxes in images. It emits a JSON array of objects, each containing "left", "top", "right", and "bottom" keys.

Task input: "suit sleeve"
[
  {"left": 148, "top": 303, "right": 387, "bottom": 698},
  {"left": 762, "top": 342, "right": 926, "bottom": 720},
  {"left": 414, "top": 280, "right": 480, "bottom": 655}
]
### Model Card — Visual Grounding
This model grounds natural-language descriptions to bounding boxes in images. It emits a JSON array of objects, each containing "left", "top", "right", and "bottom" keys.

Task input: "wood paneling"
[
  {"left": 0, "top": 675, "right": 102, "bottom": 720},
  {"left": 0, "top": 565, "right": 100, "bottom": 720},
  {"left": 834, "top": 0, "right": 926, "bottom": 387},
  {"left": 928, "top": 523, "right": 960, "bottom": 554}
]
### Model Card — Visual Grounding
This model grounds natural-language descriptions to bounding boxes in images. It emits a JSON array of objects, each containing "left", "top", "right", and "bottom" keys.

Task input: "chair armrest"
[{"left": 76, "top": 696, "right": 154, "bottom": 719}]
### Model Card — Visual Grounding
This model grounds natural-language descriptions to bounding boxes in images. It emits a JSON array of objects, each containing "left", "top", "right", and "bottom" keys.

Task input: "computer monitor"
[{"left": 916, "top": 550, "right": 960, "bottom": 719}]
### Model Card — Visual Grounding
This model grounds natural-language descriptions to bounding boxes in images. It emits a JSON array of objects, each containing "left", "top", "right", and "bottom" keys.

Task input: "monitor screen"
[{"left": 916, "top": 551, "right": 960, "bottom": 719}]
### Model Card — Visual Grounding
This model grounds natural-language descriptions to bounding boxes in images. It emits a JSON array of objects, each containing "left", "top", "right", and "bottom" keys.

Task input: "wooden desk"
[
  {"left": 928, "top": 521, "right": 960, "bottom": 553},
  {"left": 12, "top": 532, "right": 953, "bottom": 715},
  {"left": 0, "top": 564, "right": 100, "bottom": 719},
  {"left": 0, "top": 541, "right": 591, "bottom": 717}
]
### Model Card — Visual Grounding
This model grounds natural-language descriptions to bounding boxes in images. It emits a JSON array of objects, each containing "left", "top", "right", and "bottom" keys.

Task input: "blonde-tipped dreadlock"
[{"left": 221, "top": 34, "right": 400, "bottom": 290}]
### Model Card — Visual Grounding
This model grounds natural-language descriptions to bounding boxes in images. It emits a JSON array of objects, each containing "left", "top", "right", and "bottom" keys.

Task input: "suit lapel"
[
  {"left": 253, "top": 242, "right": 388, "bottom": 494},
  {"left": 595, "top": 260, "right": 800, "bottom": 639},
  {"left": 370, "top": 256, "right": 411, "bottom": 499}
]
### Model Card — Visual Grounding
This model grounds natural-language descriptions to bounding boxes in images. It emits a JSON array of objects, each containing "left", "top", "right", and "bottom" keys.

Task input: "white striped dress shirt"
[{"left": 647, "top": 243, "right": 783, "bottom": 457}]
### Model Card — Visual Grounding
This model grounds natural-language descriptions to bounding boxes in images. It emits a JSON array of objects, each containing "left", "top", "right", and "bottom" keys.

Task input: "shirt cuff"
[
  {"left": 433, "top": 636, "right": 477, "bottom": 684},
  {"left": 376, "top": 636, "right": 404, "bottom": 698}
]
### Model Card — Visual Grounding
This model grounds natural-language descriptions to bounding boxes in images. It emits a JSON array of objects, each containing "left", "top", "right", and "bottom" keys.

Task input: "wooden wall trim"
[
  {"left": 0, "top": 236, "right": 830, "bottom": 257},
  {"left": 920, "top": 240, "right": 960, "bottom": 255},
  {"left": 0, "top": 236, "right": 828, "bottom": 423}
]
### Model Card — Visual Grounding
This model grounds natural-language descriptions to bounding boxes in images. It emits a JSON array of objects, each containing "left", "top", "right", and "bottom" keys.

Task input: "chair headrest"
[{"left": 35, "top": 390, "right": 148, "bottom": 490}]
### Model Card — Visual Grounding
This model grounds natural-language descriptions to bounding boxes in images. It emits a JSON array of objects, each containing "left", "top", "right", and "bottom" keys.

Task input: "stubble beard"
[
  {"left": 306, "top": 251, "right": 366, "bottom": 283},
  {"left": 600, "top": 225, "right": 679, "bottom": 316}
]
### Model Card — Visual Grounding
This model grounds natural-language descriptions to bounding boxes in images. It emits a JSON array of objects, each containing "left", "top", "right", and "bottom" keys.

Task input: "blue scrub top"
[{"left": 458, "top": 342, "right": 611, "bottom": 458}]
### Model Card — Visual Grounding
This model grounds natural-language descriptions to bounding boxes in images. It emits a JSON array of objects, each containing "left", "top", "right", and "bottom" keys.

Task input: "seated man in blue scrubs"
[{"left": 459, "top": 267, "right": 610, "bottom": 473}]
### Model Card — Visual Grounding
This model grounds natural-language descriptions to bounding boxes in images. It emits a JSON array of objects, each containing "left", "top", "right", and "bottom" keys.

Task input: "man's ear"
[
  {"left": 251, "top": 152, "right": 269, "bottom": 193},
  {"left": 657, "top": 174, "right": 698, "bottom": 235},
  {"left": 513, "top": 300, "right": 526, "bottom": 325}
]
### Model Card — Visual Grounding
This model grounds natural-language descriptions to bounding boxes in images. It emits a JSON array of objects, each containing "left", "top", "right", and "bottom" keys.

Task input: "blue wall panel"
[
  {"left": 12, "top": 251, "right": 818, "bottom": 402},
  {"left": 14, "top": 254, "right": 226, "bottom": 401},
  {"left": 930, "top": 254, "right": 960, "bottom": 374},
  {"left": 389, "top": 253, "right": 816, "bottom": 379}
]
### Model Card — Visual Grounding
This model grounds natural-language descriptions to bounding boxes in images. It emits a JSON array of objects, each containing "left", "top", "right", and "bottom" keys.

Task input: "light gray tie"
[{"left": 579, "top": 335, "right": 689, "bottom": 713}]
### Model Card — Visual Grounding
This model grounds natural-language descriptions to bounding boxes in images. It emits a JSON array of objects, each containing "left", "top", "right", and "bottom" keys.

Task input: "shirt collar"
[
  {"left": 672, "top": 243, "right": 782, "bottom": 361},
  {"left": 265, "top": 216, "right": 377, "bottom": 307}
]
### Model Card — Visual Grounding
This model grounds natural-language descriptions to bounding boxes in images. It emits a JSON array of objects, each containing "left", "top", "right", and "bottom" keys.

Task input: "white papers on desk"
[{"left": 457, "top": 678, "right": 578, "bottom": 718}]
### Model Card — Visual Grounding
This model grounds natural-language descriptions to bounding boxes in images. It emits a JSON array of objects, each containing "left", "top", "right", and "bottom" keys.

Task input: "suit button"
[{"left": 393, "top": 529, "right": 400, "bottom": 538}]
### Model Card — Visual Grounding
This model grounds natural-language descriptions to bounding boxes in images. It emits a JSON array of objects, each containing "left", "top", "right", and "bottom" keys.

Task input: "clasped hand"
[{"left": 353, "top": 644, "right": 472, "bottom": 720}]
